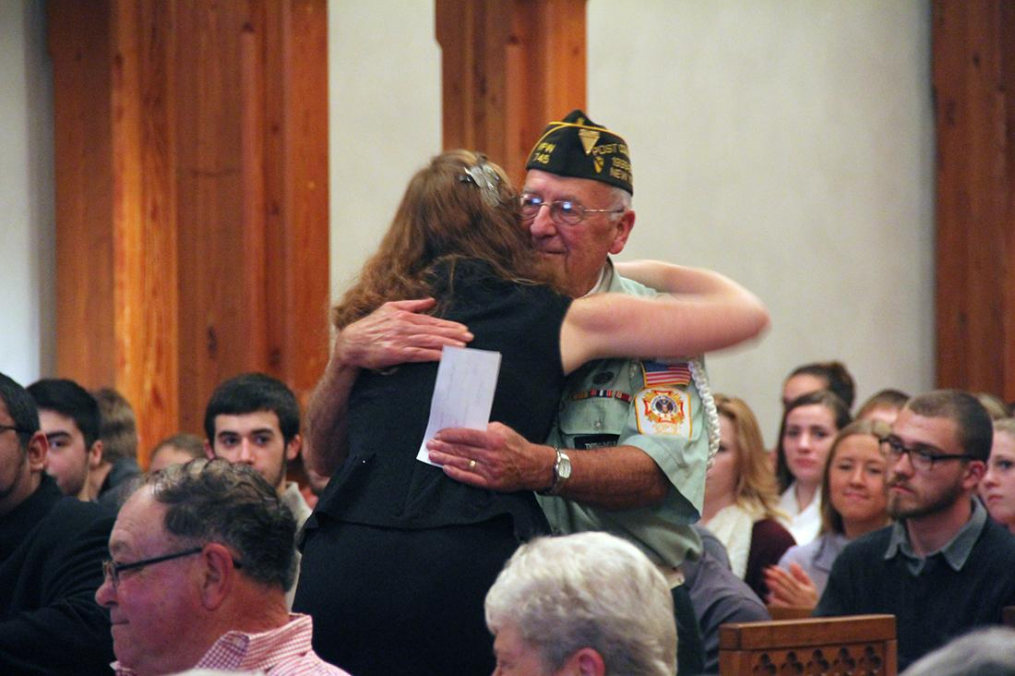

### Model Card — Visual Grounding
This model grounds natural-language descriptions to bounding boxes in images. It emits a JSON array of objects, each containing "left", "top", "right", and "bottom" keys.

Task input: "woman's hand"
[{"left": 764, "top": 563, "right": 819, "bottom": 608}]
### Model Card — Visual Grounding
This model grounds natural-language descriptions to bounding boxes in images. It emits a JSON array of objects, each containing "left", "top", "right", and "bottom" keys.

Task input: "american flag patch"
[{"left": 641, "top": 361, "right": 691, "bottom": 388}]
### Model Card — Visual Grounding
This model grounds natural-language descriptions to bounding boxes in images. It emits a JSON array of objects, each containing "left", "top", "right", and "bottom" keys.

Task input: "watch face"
[{"left": 558, "top": 454, "right": 573, "bottom": 480}]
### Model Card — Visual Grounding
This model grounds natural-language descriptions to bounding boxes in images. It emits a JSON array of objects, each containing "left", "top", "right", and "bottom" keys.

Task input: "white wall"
[
  {"left": 0, "top": 0, "right": 55, "bottom": 386},
  {"left": 588, "top": 0, "right": 935, "bottom": 441},
  {"left": 328, "top": 1, "right": 443, "bottom": 301}
]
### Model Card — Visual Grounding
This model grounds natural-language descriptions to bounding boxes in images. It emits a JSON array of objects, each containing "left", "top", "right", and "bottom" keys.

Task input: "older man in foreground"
[{"left": 95, "top": 459, "right": 349, "bottom": 676}]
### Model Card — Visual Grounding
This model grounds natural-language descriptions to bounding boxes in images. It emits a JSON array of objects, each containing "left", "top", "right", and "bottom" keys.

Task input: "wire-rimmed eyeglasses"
[{"left": 519, "top": 193, "right": 625, "bottom": 226}]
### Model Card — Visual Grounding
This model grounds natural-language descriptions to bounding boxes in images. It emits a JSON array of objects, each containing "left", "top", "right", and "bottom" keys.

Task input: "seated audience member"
[
  {"left": 781, "top": 361, "right": 855, "bottom": 410},
  {"left": 27, "top": 378, "right": 104, "bottom": 500},
  {"left": 775, "top": 390, "right": 852, "bottom": 546},
  {"left": 0, "top": 372, "right": 115, "bottom": 674},
  {"left": 900, "top": 627, "right": 1015, "bottom": 676},
  {"left": 686, "top": 526, "right": 769, "bottom": 675},
  {"left": 981, "top": 417, "right": 1015, "bottom": 534},
  {"left": 92, "top": 387, "right": 144, "bottom": 507},
  {"left": 766, "top": 419, "right": 891, "bottom": 607},
  {"left": 702, "top": 395, "right": 794, "bottom": 599},
  {"left": 95, "top": 459, "right": 349, "bottom": 676},
  {"left": 485, "top": 532, "right": 675, "bottom": 676},
  {"left": 976, "top": 392, "right": 1010, "bottom": 421},
  {"left": 856, "top": 388, "right": 909, "bottom": 425},
  {"left": 815, "top": 390, "right": 1015, "bottom": 669},
  {"left": 148, "top": 433, "right": 205, "bottom": 473},
  {"left": 204, "top": 373, "right": 311, "bottom": 608}
]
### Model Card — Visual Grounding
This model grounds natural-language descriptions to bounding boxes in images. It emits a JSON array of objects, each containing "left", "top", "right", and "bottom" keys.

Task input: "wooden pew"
[
  {"left": 766, "top": 605, "right": 815, "bottom": 621},
  {"left": 719, "top": 614, "right": 897, "bottom": 676}
]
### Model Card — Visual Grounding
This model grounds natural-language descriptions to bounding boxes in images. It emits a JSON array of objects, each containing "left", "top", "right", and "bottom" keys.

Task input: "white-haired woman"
[{"left": 486, "top": 532, "right": 676, "bottom": 676}]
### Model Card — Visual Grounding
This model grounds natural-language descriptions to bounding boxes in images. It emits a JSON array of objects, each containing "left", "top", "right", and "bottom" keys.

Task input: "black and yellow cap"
[{"left": 524, "top": 110, "right": 633, "bottom": 195}]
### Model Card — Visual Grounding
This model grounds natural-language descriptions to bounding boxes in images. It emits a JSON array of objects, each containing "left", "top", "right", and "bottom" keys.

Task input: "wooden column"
[
  {"left": 48, "top": 0, "right": 329, "bottom": 464},
  {"left": 436, "top": 0, "right": 587, "bottom": 186},
  {"left": 933, "top": 1, "right": 1015, "bottom": 399}
]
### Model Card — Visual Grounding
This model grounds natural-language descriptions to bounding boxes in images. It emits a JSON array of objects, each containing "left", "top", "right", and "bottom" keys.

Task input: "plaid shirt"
[{"left": 113, "top": 614, "right": 350, "bottom": 676}]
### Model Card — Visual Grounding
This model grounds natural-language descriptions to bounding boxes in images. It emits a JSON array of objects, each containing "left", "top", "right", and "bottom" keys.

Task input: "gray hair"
[
  {"left": 142, "top": 458, "right": 297, "bottom": 591},
  {"left": 901, "top": 627, "right": 1015, "bottom": 676},
  {"left": 485, "top": 532, "right": 675, "bottom": 676},
  {"left": 609, "top": 185, "right": 633, "bottom": 213}
]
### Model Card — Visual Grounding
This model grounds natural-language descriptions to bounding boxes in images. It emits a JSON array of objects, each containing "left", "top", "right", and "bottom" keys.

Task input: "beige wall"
[
  {"left": 0, "top": 0, "right": 55, "bottom": 385},
  {"left": 587, "top": 0, "right": 935, "bottom": 441}
]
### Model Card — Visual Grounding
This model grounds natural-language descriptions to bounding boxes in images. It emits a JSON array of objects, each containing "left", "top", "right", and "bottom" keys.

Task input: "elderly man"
[
  {"left": 303, "top": 111, "right": 759, "bottom": 673},
  {"left": 95, "top": 459, "right": 348, "bottom": 676},
  {"left": 485, "top": 532, "right": 676, "bottom": 676},
  {"left": 0, "top": 372, "right": 115, "bottom": 675},
  {"left": 816, "top": 389, "right": 1015, "bottom": 669}
]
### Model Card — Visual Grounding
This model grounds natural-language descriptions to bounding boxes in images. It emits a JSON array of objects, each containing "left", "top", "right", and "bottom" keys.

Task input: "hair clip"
[{"left": 459, "top": 163, "right": 502, "bottom": 207}]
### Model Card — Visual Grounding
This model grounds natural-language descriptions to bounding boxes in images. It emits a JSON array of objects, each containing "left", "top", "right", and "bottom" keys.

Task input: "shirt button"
[{"left": 593, "top": 420, "right": 602, "bottom": 430}]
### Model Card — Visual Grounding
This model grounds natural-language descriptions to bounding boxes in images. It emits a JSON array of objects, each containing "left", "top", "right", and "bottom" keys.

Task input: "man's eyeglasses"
[
  {"left": 103, "top": 546, "right": 243, "bottom": 588},
  {"left": 519, "top": 194, "right": 625, "bottom": 226},
  {"left": 880, "top": 436, "right": 979, "bottom": 472}
]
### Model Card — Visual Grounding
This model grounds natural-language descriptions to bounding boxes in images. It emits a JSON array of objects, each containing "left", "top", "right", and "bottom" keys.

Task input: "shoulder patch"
[
  {"left": 635, "top": 387, "right": 692, "bottom": 437},
  {"left": 641, "top": 360, "right": 692, "bottom": 388}
]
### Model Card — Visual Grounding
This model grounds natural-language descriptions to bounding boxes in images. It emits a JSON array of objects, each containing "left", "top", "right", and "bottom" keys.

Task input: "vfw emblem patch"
[{"left": 635, "top": 388, "right": 692, "bottom": 437}]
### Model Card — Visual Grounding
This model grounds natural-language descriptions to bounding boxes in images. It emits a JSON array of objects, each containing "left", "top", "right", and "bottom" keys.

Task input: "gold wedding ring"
[{"left": 468, "top": 459, "right": 477, "bottom": 471}]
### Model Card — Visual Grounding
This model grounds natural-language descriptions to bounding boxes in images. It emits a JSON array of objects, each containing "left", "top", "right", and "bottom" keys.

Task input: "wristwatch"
[{"left": 539, "top": 446, "right": 572, "bottom": 496}]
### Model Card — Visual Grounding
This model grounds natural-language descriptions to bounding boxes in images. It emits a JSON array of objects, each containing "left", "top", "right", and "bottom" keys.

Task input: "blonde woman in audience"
[
  {"left": 702, "top": 395, "right": 795, "bottom": 599},
  {"left": 976, "top": 392, "right": 1010, "bottom": 420},
  {"left": 775, "top": 390, "right": 852, "bottom": 545},
  {"left": 981, "top": 417, "right": 1015, "bottom": 534},
  {"left": 766, "top": 418, "right": 891, "bottom": 607}
]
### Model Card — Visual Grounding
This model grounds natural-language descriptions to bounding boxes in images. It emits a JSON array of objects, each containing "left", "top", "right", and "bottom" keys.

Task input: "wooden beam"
[
  {"left": 48, "top": 0, "right": 329, "bottom": 464},
  {"left": 933, "top": 0, "right": 1015, "bottom": 400},
  {"left": 437, "top": 0, "right": 587, "bottom": 186}
]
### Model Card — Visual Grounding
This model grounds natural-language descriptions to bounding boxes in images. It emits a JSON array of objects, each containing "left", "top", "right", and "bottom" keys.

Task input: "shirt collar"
[
  {"left": 113, "top": 614, "right": 313, "bottom": 676},
  {"left": 884, "top": 498, "right": 987, "bottom": 573},
  {"left": 584, "top": 260, "right": 614, "bottom": 297}
]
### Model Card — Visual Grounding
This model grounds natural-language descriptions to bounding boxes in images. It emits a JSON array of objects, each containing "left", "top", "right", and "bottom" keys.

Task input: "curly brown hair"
[{"left": 331, "top": 150, "right": 561, "bottom": 329}]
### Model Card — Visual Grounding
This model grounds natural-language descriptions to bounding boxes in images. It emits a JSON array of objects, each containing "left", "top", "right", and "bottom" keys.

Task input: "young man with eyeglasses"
[
  {"left": 815, "top": 389, "right": 1015, "bottom": 669},
  {"left": 94, "top": 459, "right": 349, "bottom": 676},
  {"left": 0, "top": 371, "right": 115, "bottom": 675}
]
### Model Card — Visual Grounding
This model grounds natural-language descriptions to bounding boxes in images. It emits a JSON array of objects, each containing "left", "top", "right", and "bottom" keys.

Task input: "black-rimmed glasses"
[
  {"left": 519, "top": 193, "right": 625, "bottom": 226},
  {"left": 880, "top": 436, "right": 979, "bottom": 472},
  {"left": 103, "top": 547, "right": 206, "bottom": 588}
]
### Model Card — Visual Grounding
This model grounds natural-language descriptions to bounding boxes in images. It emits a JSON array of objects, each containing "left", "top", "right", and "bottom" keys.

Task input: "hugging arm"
[{"left": 303, "top": 298, "right": 473, "bottom": 477}]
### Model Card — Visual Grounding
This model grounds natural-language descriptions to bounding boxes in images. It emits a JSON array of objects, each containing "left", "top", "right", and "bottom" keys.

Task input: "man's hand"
[
  {"left": 336, "top": 298, "right": 473, "bottom": 370},
  {"left": 764, "top": 563, "right": 819, "bottom": 608},
  {"left": 426, "top": 423, "right": 555, "bottom": 492}
]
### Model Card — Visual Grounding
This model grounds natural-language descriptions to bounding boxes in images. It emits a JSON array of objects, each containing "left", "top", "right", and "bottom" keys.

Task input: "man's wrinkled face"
[
  {"left": 210, "top": 411, "right": 296, "bottom": 493},
  {"left": 95, "top": 491, "right": 202, "bottom": 676},
  {"left": 39, "top": 410, "right": 92, "bottom": 497},
  {"left": 522, "top": 170, "right": 633, "bottom": 298}
]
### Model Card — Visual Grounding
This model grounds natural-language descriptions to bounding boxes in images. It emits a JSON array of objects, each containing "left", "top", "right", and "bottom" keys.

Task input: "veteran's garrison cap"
[{"left": 524, "top": 109, "right": 633, "bottom": 195}]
